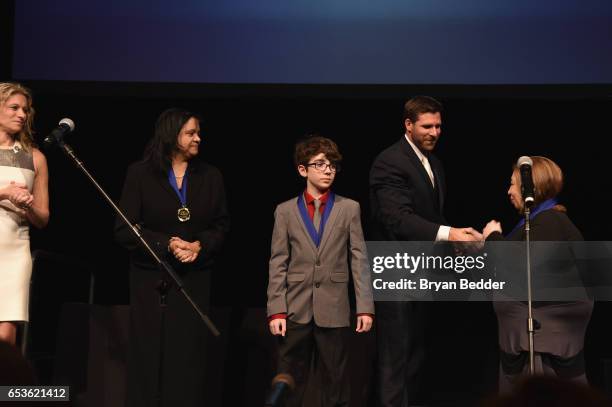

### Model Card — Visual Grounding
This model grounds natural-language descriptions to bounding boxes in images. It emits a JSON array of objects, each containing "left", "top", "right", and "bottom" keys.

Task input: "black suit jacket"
[
  {"left": 115, "top": 159, "right": 230, "bottom": 271},
  {"left": 369, "top": 136, "right": 447, "bottom": 241}
]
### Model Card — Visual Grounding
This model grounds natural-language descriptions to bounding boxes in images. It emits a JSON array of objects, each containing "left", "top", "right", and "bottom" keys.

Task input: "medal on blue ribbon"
[
  {"left": 507, "top": 198, "right": 558, "bottom": 237},
  {"left": 168, "top": 167, "right": 190, "bottom": 222}
]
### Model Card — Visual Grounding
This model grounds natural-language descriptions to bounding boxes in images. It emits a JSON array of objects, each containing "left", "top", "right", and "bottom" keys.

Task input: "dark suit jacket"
[
  {"left": 369, "top": 136, "right": 447, "bottom": 241},
  {"left": 488, "top": 209, "right": 592, "bottom": 368},
  {"left": 267, "top": 194, "right": 375, "bottom": 328},
  {"left": 115, "top": 159, "right": 230, "bottom": 271}
]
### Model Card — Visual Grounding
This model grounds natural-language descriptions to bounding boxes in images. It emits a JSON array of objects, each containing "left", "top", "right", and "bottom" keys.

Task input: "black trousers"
[
  {"left": 277, "top": 319, "right": 349, "bottom": 407},
  {"left": 375, "top": 301, "right": 427, "bottom": 407},
  {"left": 126, "top": 267, "right": 210, "bottom": 407}
]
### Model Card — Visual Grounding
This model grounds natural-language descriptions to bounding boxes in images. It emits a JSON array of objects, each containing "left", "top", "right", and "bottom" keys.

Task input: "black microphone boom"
[
  {"left": 264, "top": 373, "right": 295, "bottom": 407},
  {"left": 517, "top": 156, "right": 535, "bottom": 208},
  {"left": 44, "top": 118, "right": 75, "bottom": 145}
]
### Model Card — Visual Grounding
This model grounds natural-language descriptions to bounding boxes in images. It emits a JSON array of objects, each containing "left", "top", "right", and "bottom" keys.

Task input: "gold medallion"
[{"left": 177, "top": 206, "right": 191, "bottom": 222}]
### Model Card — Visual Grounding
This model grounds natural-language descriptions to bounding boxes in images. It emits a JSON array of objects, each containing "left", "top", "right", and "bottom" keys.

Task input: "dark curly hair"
[
  {"left": 294, "top": 135, "right": 342, "bottom": 168},
  {"left": 143, "top": 108, "right": 201, "bottom": 172}
]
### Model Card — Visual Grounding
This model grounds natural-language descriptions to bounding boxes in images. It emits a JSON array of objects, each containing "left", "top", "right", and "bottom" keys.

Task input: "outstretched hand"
[
  {"left": 450, "top": 227, "right": 485, "bottom": 254},
  {"left": 449, "top": 227, "right": 483, "bottom": 242},
  {"left": 483, "top": 220, "right": 502, "bottom": 239}
]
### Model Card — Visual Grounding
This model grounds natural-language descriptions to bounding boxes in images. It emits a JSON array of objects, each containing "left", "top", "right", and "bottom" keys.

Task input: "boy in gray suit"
[{"left": 267, "top": 136, "right": 374, "bottom": 407}]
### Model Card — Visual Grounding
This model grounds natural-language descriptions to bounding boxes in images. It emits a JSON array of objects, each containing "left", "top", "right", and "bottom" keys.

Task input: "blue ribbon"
[
  {"left": 168, "top": 167, "right": 188, "bottom": 207},
  {"left": 297, "top": 192, "right": 335, "bottom": 247},
  {"left": 507, "top": 198, "right": 558, "bottom": 238}
]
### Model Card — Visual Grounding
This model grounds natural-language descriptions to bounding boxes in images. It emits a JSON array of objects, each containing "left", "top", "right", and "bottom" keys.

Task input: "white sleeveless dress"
[{"left": 0, "top": 143, "right": 35, "bottom": 322}]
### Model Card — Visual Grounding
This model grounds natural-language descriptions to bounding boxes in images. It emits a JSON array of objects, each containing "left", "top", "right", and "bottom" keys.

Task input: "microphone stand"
[
  {"left": 47, "top": 136, "right": 220, "bottom": 406},
  {"left": 524, "top": 207, "right": 535, "bottom": 374}
]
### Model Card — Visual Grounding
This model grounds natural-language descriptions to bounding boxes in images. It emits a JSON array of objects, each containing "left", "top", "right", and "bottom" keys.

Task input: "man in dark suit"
[{"left": 369, "top": 96, "right": 482, "bottom": 407}]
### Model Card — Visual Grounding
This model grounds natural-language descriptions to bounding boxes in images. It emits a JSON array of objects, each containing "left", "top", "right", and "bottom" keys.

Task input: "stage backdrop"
[
  {"left": 12, "top": 0, "right": 612, "bottom": 84},
  {"left": 5, "top": 2, "right": 612, "bottom": 404}
]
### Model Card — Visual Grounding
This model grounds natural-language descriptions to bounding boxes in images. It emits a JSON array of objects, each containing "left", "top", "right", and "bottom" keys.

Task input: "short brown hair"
[
  {"left": 514, "top": 156, "right": 566, "bottom": 211},
  {"left": 0, "top": 82, "right": 35, "bottom": 150},
  {"left": 403, "top": 95, "right": 443, "bottom": 123},
  {"left": 294, "top": 135, "right": 342, "bottom": 167}
]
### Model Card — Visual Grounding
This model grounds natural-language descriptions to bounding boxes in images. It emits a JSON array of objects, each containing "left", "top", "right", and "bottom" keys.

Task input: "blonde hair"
[
  {"left": 514, "top": 156, "right": 566, "bottom": 212},
  {"left": 0, "top": 82, "right": 35, "bottom": 150}
]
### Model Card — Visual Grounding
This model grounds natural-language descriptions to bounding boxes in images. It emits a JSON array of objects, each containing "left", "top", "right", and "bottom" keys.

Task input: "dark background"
[{"left": 3, "top": 1, "right": 612, "bottom": 405}]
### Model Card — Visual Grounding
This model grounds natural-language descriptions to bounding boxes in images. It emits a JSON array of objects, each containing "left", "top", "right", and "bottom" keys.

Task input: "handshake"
[
  {"left": 449, "top": 220, "right": 503, "bottom": 243},
  {"left": 449, "top": 220, "right": 502, "bottom": 254},
  {"left": 449, "top": 226, "right": 483, "bottom": 242}
]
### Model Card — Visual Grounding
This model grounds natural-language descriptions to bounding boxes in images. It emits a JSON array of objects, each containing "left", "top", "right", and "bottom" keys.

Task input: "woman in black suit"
[
  {"left": 115, "top": 108, "right": 230, "bottom": 407},
  {"left": 483, "top": 156, "right": 592, "bottom": 392}
]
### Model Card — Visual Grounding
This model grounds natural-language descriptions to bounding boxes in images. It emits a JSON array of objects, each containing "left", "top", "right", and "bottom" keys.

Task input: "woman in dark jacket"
[
  {"left": 483, "top": 156, "right": 592, "bottom": 392},
  {"left": 115, "top": 108, "right": 229, "bottom": 407}
]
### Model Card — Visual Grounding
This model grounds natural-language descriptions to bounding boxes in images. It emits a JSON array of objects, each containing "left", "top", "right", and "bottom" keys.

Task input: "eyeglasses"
[{"left": 305, "top": 161, "right": 341, "bottom": 173}]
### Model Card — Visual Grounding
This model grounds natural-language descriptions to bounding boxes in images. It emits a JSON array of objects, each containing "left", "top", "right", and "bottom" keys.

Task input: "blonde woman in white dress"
[{"left": 0, "top": 82, "right": 49, "bottom": 346}]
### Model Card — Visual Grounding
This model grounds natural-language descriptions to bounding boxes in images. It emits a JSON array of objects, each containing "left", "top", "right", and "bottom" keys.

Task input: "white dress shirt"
[{"left": 404, "top": 134, "right": 450, "bottom": 241}]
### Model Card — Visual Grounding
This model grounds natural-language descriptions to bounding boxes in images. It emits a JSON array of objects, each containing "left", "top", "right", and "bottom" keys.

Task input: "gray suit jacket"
[{"left": 267, "top": 194, "right": 375, "bottom": 328}]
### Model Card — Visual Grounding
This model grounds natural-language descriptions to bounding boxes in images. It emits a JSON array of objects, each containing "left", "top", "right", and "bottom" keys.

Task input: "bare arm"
[{"left": 25, "top": 148, "right": 50, "bottom": 228}]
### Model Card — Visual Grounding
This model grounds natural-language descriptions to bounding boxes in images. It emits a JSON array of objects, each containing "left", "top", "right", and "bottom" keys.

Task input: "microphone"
[
  {"left": 44, "top": 118, "right": 75, "bottom": 145},
  {"left": 517, "top": 156, "right": 535, "bottom": 208},
  {"left": 264, "top": 373, "right": 295, "bottom": 407}
]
